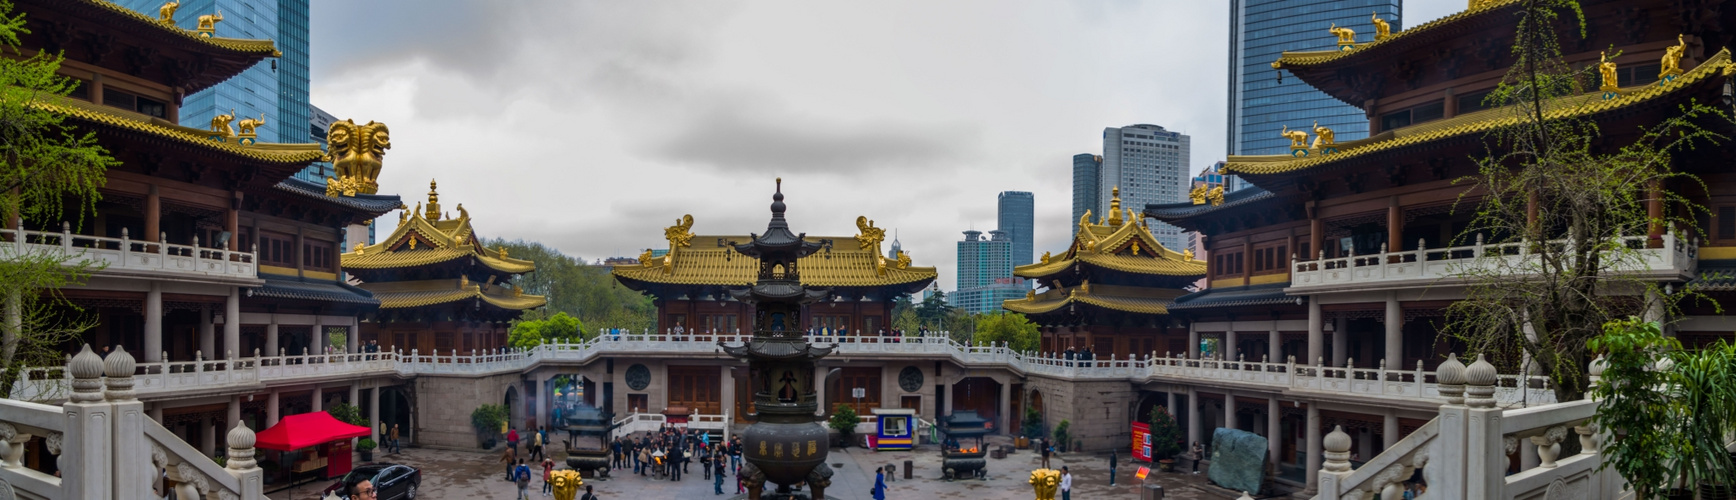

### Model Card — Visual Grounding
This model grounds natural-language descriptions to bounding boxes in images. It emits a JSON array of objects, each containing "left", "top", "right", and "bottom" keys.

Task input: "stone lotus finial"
[
  {"left": 1437, "top": 353, "right": 1467, "bottom": 405},
  {"left": 1588, "top": 353, "right": 1607, "bottom": 382},
  {"left": 69, "top": 344, "right": 104, "bottom": 403},
  {"left": 1464, "top": 353, "right": 1498, "bottom": 408},
  {"left": 226, "top": 421, "right": 257, "bottom": 470},
  {"left": 103, "top": 345, "right": 137, "bottom": 401},
  {"left": 1323, "top": 425, "right": 1353, "bottom": 472}
]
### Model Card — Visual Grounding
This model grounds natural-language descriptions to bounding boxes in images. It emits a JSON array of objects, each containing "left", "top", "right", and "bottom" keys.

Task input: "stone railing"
[
  {"left": 1, "top": 222, "right": 259, "bottom": 283},
  {"left": 0, "top": 345, "right": 266, "bottom": 499},
  {"left": 608, "top": 411, "right": 734, "bottom": 441},
  {"left": 16, "top": 334, "right": 1555, "bottom": 409},
  {"left": 1290, "top": 232, "right": 1695, "bottom": 292},
  {"left": 1315, "top": 354, "right": 1622, "bottom": 500}
]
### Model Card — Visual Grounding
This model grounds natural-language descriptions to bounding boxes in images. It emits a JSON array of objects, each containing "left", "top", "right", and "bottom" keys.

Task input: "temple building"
[
  {"left": 343, "top": 180, "right": 547, "bottom": 355},
  {"left": 612, "top": 204, "right": 941, "bottom": 422},
  {"left": 1003, "top": 187, "right": 1205, "bottom": 359},
  {"left": 1145, "top": 0, "right": 1736, "bottom": 489}
]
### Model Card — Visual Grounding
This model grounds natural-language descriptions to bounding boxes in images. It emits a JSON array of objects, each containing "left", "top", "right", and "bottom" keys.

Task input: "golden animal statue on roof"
[
  {"left": 1329, "top": 23, "right": 1355, "bottom": 45},
  {"left": 1310, "top": 121, "right": 1337, "bottom": 152},
  {"left": 1599, "top": 50, "right": 1620, "bottom": 94},
  {"left": 1372, "top": 13, "right": 1393, "bottom": 41},
  {"left": 324, "top": 119, "right": 391, "bottom": 197},
  {"left": 1183, "top": 248, "right": 1195, "bottom": 260},
  {"left": 1078, "top": 209, "right": 1093, "bottom": 232},
  {"left": 1208, "top": 186, "right": 1225, "bottom": 206},
  {"left": 639, "top": 249, "right": 656, "bottom": 268},
  {"left": 1280, "top": 124, "right": 1309, "bottom": 148},
  {"left": 1660, "top": 34, "right": 1687, "bottom": 80},
  {"left": 1040, "top": 251, "right": 1051, "bottom": 264},
  {"left": 1189, "top": 184, "right": 1208, "bottom": 205},
  {"left": 196, "top": 10, "right": 222, "bottom": 37},
  {"left": 157, "top": 1, "right": 179, "bottom": 24},
  {"left": 854, "top": 216, "right": 886, "bottom": 251},
  {"left": 209, "top": 109, "right": 235, "bottom": 138},
  {"left": 665, "top": 214, "right": 695, "bottom": 250},
  {"left": 896, "top": 250, "right": 911, "bottom": 269},
  {"left": 236, "top": 114, "right": 264, "bottom": 137}
]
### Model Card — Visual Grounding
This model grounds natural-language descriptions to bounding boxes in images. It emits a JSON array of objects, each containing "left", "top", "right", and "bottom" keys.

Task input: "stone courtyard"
[{"left": 266, "top": 438, "right": 1231, "bottom": 499}]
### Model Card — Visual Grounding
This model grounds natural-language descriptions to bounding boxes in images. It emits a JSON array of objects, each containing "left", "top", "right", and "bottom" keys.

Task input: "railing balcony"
[
  {"left": 1, "top": 223, "right": 258, "bottom": 283},
  {"left": 1290, "top": 232, "right": 1695, "bottom": 292}
]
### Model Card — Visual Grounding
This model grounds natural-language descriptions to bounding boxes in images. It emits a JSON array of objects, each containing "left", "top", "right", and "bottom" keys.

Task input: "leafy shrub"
[{"left": 828, "top": 404, "right": 862, "bottom": 447}]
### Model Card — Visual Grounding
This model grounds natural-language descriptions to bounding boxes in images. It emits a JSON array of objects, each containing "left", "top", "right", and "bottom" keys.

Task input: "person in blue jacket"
[{"left": 872, "top": 466, "right": 887, "bottom": 500}]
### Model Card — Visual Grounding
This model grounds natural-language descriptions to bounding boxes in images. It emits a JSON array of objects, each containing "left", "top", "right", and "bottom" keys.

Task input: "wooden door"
[{"left": 666, "top": 366, "right": 722, "bottom": 414}]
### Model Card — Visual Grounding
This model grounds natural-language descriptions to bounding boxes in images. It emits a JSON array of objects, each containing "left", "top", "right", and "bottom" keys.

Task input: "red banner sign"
[
  {"left": 1136, "top": 466, "right": 1150, "bottom": 480},
  {"left": 1131, "top": 422, "right": 1152, "bottom": 461}
]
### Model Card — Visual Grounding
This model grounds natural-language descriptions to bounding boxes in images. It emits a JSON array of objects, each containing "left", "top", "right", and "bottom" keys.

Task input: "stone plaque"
[
  {"left": 625, "top": 364, "right": 651, "bottom": 391},
  {"left": 1206, "top": 427, "right": 1268, "bottom": 495},
  {"left": 898, "top": 366, "right": 924, "bottom": 393}
]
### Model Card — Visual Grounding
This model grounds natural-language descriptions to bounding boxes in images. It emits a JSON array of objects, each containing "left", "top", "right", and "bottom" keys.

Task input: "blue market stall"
[{"left": 872, "top": 408, "right": 917, "bottom": 451}]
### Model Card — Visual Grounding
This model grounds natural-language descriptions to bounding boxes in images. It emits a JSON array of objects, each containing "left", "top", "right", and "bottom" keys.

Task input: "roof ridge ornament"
[
  {"left": 157, "top": 1, "right": 179, "bottom": 25},
  {"left": 196, "top": 9, "right": 223, "bottom": 37},
  {"left": 1106, "top": 186, "right": 1123, "bottom": 227},
  {"left": 325, "top": 119, "right": 391, "bottom": 197},
  {"left": 1372, "top": 12, "right": 1394, "bottom": 41},
  {"left": 854, "top": 216, "right": 885, "bottom": 252}
]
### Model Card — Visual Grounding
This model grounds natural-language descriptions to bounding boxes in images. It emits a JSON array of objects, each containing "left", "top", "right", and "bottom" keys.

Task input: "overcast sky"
[{"left": 310, "top": 1, "right": 1460, "bottom": 292}]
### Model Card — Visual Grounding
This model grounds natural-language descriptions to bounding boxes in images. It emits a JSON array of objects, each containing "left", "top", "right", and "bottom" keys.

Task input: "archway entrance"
[
  {"left": 949, "top": 377, "right": 1003, "bottom": 433},
  {"left": 504, "top": 385, "right": 521, "bottom": 432}
]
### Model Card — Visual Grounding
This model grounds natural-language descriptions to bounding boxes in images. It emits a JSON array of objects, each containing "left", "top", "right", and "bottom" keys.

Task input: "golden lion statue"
[
  {"left": 549, "top": 470, "right": 582, "bottom": 500},
  {"left": 325, "top": 119, "right": 390, "bottom": 197},
  {"left": 1029, "top": 468, "right": 1061, "bottom": 500}
]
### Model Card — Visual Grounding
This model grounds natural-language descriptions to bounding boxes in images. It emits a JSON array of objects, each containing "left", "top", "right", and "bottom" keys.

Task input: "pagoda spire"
[{"left": 424, "top": 179, "right": 441, "bottom": 221}]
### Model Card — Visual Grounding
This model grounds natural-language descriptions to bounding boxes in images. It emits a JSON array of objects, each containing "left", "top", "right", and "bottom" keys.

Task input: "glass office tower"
[{"left": 1227, "top": 0, "right": 1401, "bottom": 156}]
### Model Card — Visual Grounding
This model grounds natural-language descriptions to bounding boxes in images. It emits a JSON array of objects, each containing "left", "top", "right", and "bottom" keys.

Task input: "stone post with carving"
[
  {"left": 106, "top": 346, "right": 152, "bottom": 500},
  {"left": 1315, "top": 425, "right": 1354, "bottom": 498},
  {"left": 226, "top": 422, "right": 264, "bottom": 498},
  {"left": 1463, "top": 354, "right": 1502, "bottom": 499},
  {"left": 63, "top": 344, "right": 113, "bottom": 500}
]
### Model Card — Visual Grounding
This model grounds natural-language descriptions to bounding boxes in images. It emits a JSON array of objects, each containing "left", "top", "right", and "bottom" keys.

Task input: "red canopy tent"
[{"left": 255, "top": 411, "right": 371, "bottom": 479}]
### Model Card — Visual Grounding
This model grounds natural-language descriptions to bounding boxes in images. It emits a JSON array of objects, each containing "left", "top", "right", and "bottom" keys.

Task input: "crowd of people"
[
  {"left": 612, "top": 426, "right": 744, "bottom": 495},
  {"left": 595, "top": 324, "right": 940, "bottom": 343}
]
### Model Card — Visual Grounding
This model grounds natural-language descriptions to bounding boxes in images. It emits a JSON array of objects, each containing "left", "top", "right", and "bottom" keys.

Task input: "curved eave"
[
  {"left": 1225, "top": 49, "right": 1735, "bottom": 178},
  {"left": 609, "top": 251, "right": 939, "bottom": 291},
  {"left": 341, "top": 247, "right": 537, "bottom": 275},
  {"left": 1001, "top": 293, "right": 1176, "bottom": 316},
  {"left": 1144, "top": 187, "right": 1276, "bottom": 223},
  {"left": 274, "top": 178, "right": 404, "bottom": 218},
  {"left": 1014, "top": 254, "right": 1205, "bottom": 282},
  {"left": 40, "top": 97, "right": 324, "bottom": 164},
  {"left": 1277, "top": 0, "right": 1520, "bottom": 71},
  {"left": 72, "top": 0, "right": 283, "bottom": 56},
  {"left": 365, "top": 284, "right": 546, "bottom": 311}
]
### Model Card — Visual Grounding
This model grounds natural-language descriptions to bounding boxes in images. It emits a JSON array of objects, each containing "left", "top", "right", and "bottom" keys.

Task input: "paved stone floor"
[{"left": 266, "top": 443, "right": 1228, "bottom": 499}]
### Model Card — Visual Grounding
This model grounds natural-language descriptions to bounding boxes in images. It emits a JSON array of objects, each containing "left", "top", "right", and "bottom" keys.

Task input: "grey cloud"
[{"left": 648, "top": 101, "right": 980, "bottom": 175}]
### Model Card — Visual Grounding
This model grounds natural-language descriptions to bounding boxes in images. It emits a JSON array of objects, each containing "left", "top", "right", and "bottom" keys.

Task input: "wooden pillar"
[
  {"left": 225, "top": 192, "right": 241, "bottom": 250},
  {"left": 1309, "top": 206, "right": 1324, "bottom": 260},
  {"left": 1442, "top": 87, "right": 1458, "bottom": 119},
  {"left": 1387, "top": 198, "right": 1403, "bottom": 262},
  {"left": 144, "top": 184, "right": 160, "bottom": 243},
  {"left": 1242, "top": 239, "right": 1254, "bottom": 286}
]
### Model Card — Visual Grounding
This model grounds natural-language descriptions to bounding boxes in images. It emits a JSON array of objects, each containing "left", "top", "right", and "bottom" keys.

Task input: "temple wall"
[
  {"left": 412, "top": 371, "right": 522, "bottom": 450},
  {"left": 1023, "top": 375, "right": 1139, "bottom": 453}
]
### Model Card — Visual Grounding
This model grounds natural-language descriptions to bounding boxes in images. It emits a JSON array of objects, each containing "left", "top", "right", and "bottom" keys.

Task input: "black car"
[{"left": 321, "top": 463, "right": 421, "bottom": 499}]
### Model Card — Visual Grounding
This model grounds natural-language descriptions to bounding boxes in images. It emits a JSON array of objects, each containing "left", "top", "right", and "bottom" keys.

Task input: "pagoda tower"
[{"left": 720, "top": 179, "right": 837, "bottom": 500}]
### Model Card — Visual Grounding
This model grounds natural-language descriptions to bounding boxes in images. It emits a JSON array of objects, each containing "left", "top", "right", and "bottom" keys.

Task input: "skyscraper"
[
  {"left": 951, "top": 230, "right": 1026, "bottom": 314},
  {"left": 1101, "top": 124, "right": 1189, "bottom": 251},
  {"left": 117, "top": 0, "right": 312, "bottom": 145},
  {"left": 997, "top": 191, "right": 1034, "bottom": 268},
  {"left": 1227, "top": 0, "right": 1400, "bottom": 156},
  {"left": 1071, "top": 154, "right": 1101, "bottom": 237}
]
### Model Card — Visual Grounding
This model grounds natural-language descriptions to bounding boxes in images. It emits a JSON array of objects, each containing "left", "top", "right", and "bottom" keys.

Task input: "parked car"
[{"left": 321, "top": 463, "right": 421, "bottom": 499}]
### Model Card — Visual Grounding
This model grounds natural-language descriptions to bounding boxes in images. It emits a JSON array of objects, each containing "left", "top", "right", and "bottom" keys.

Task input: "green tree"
[
  {"left": 914, "top": 289, "right": 954, "bottom": 328},
  {"left": 828, "top": 403, "right": 861, "bottom": 448},
  {"left": 507, "top": 311, "right": 584, "bottom": 348},
  {"left": 327, "top": 402, "right": 367, "bottom": 427},
  {"left": 1590, "top": 318, "right": 1736, "bottom": 498},
  {"left": 974, "top": 312, "right": 1039, "bottom": 352},
  {"left": 1443, "top": 0, "right": 1725, "bottom": 401},
  {"left": 1021, "top": 405, "right": 1047, "bottom": 440},
  {"left": 0, "top": 2, "right": 119, "bottom": 399},
  {"left": 1147, "top": 406, "right": 1183, "bottom": 461},
  {"left": 481, "top": 238, "right": 656, "bottom": 334}
]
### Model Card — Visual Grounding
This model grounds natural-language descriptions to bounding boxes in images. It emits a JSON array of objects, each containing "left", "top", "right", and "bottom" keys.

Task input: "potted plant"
[
  {"left": 1148, "top": 407, "right": 1183, "bottom": 472},
  {"left": 828, "top": 404, "right": 861, "bottom": 448},
  {"left": 1018, "top": 406, "right": 1045, "bottom": 450},
  {"left": 1053, "top": 420, "right": 1071, "bottom": 453},
  {"left": 471, "top": 404, "right": 508, "bottom": 450},
  {"left": 357, "top": 438, "right": 377, "bottom": 462}
]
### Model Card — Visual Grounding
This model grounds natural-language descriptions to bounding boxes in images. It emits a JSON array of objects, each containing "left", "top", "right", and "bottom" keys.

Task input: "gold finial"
[
  {"left": 1189, "top": 184, "right": 1208, "bottom": 205},
  {"left": 209, "top": 109, "right": 236, "bottom": 138},
  {"left": 324, "top": 119, "right": 389, "bottom": 197},
  {"left": 353, "top": 242, "right": 365, "bottom": 255},
  {"left": 498, "top": 245, "right": 508, "bottom": 259},
  {"left": 665, "top": 215, "right": 695, "bottom": 250},
  {"left": 1372, "top": 12, "right": 1392, "bottom": 41},
  {"left": 1660, "top": 34, "right": 1687, "bottom": 80},
  {"left": 1208, "top": 186, "right": 1225, "bottom": 206},
  {"left": 1183, "top": 248, "right": 1195, "bottom": 260},
  {"left": 1026, "top": 289, "right": 1036, "bottom": 301},
  {"left": 157, "top": 1, "right": 179, "bottom": 25},
  {"left": 854, "top": 216, "right": 886, "bottom": 251},
  {"left": 1040, "top": 251, "right": 1051, "bottom": 264},
  {"left": 1106, "top": 186, "right": 1124, "bottom": 227},
  {"left": 196, "top": 9, "right": 223, "bottom": 37},
  {"left": 424, "top": 179, "right": 441, "bottom": 220}
]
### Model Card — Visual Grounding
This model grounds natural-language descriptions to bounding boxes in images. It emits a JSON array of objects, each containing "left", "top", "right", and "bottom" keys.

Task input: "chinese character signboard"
[{"left": 1131, "top": 422, "right": 1152, "bottom": 461}]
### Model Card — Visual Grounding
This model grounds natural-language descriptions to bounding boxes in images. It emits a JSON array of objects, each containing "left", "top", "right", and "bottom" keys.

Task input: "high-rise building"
[
  {"left": 997, "top": 191, "right": 1034, "bottom": 268},
  {"left": 951, "top": 230, "right": 1026, "bottom": 314},
  {"left": 117, "top": 0, "right": 312, "bottom": 144},
  {"left": 1071, "top": 154, "right": 1101, "bottom": 237},
  {"left": 1101, "top": 124, "right": 1189, "bottom": 251},
  {"left": 1227, "top": 0, "right": 1400, "bottom": 156}
]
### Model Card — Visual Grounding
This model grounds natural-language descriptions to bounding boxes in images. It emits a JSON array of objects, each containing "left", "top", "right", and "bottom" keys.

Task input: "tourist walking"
[
  {"left": 540, "top": 458, "right": 554, "bottom": 497},
  {"left": 390, "top": 424, "right": 401, "bottom": 453},
  {"left": 581, "top": 485, "right": 598, "bottom": 500},
  {"left": 638, "top": 446, "right": 651, "bottom": 477},
  {"left": 513, "top": 459, "right": 533, "bottom": 500},
  {"left": 507, "top": 427, "right": 521, "bottom": 456},
  {"left": 1059, "top": 466, "right": 1072, "bottom": 500},
  {"left": 1039, "top": 437, "right": 1052, "bottom": 469},
  {"left": 1109, "top": 450, "right": 1118, "bottom": 485},
  {"left": 529, "top": 428, "right": 543, "bottom": 462},
  {"left": 872, "top": 466, "right": 887, "bottom": 500},
  {"left": 500, "top": 445, "right": 518, "bottom": 481},
  {"left": 713, "top": 454, "right": 726, "bottom": 495}
]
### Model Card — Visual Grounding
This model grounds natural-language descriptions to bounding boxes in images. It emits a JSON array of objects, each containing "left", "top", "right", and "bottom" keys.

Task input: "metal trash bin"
[{"left": 1140, "top": 483, "right": 1164, "bottom": 500}]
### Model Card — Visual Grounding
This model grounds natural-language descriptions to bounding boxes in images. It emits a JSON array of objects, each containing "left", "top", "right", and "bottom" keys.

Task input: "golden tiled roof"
[
  {"left": 343, "top": 182, "right": 538, "bottom": 275},
  {"left": 1016, "top": 190, "right": 1206, "bottom": 281},
  {"left": 76, "top": 0, "right": 282, "bottom": 56},
  {"left": 612, "top": 234, "right": 938, "bottom": 288},
  {"left": 1227, "top": 48, "right": 1735, "bottom": 177},
  {"left": 362, "top": 279, "right": 547, "bottom": 310},
  {"left": 39, "top": 97, "right": 324, "bottom": 163},
  {"left": 1001, "top": 285, "right": 1186, "bottom": 316},
  {"left": 1271, "top": 0, "right": 1518, "bottom": 69}
]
